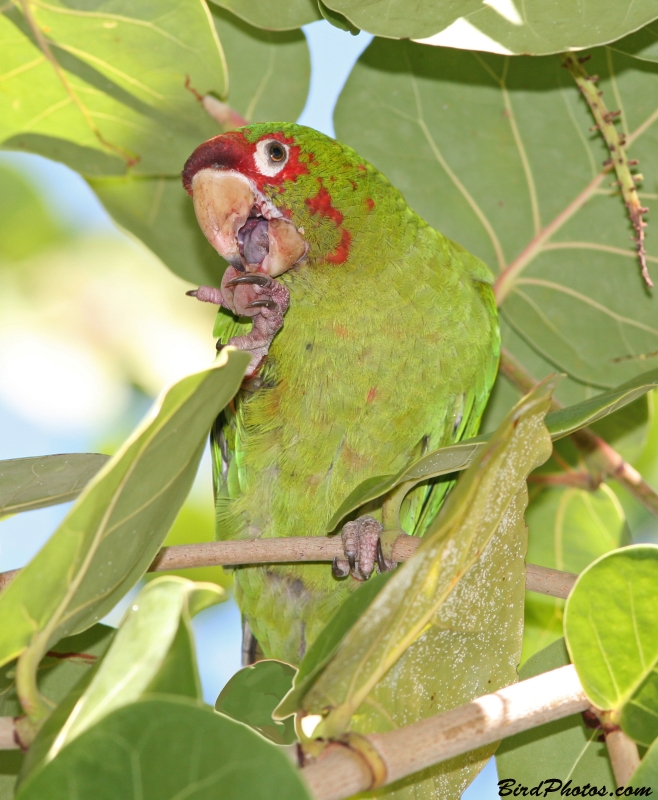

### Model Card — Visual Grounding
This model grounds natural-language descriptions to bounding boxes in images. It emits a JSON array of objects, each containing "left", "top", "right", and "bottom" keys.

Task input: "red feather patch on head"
[{"left": 182, "top": 130, "right": 309, "bottom": 195}]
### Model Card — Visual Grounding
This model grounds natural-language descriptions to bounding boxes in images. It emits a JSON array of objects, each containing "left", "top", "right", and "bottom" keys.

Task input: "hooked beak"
[{"left": 191, "top": 168, "right": 307, "bottom": 277}]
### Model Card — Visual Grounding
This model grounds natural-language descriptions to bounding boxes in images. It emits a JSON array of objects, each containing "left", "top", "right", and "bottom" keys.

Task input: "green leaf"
[
  {"left": 0, "top": 453, "right": 109, "bottom": 519},
  {"left": 545, "top": 367, "right": 658, "bottom": 440},
  {"left": 322, "top": 0, "right": 658, "bottom": 55},
  {"left": 0, "top": 349, "right": 249, "bottom": 677},
  {"left": 297, "top": 381, "right": 554, "bottom": 797},
  {"left": 0, "top": 0, "right": 225, "bottom": 176},
  {"left": 335, "top": 41, "right": 658, "bottom": 394},
  {"left": 47, "top": 577, "right": 224, "bottom": 757},
  {"left": 630, "top": 735, "right": 658, "bottom": 791},
  {"left": 564, "top": 545, "right": 658, "bottom": 746},
  {"left": 212, "top": 8, "right": 311, "bottom": 124},
  {"left": 216, "top": 660, "right": 297, "bottom": 745},
  {"left": 88, "top": 7, "right": 311, "bottom": 286},
  {"left": 0, "top": 625, "right": 114, "bottom": 799},
  {"left": 0, "top": 624, "right": 115, "bottom": 718},
  {"left": 327, "top": 368, "right": 658, "bottom": 531},
  {"left": 208, "top": 0, "right": 321, "bottom": 31},
  {"left": 317, "top": 1, "right": 359, "bottom": 35},
  {"left": 523, "top": 483, "right": 630, "bottom": 661},
  {"left": 275, "top": 572, "right": 393, "bottom": 719},
  {"left": 496, "top": 638, "right": 614, "bottom": 790},
  {"left": 15, "top": 697, "right": 313, "bottom": 800}
]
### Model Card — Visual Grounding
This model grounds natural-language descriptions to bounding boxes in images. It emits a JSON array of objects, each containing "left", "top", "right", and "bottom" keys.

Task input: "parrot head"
[{"left": 182, "top": 122, "right": 382, "bottom": 277}]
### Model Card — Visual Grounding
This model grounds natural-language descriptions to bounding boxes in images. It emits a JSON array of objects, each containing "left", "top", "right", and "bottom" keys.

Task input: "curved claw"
[
  {"left": 332, "top": 556, "right": 349, "bottom": 579},
  {"left": 226, "top": 274, "right": 271, "bottom": 287},
  {"left": 347, "top": 552, "right": 357, "bottom": 572},
  {"left": 375, "top": 540, "right": 392, "bottom": 573},
  {"left": 185, "top": 289, "right": 198, "bottom": 297},
  {"left": 246, "top": 300, "right": 278, "bottom": 311}
]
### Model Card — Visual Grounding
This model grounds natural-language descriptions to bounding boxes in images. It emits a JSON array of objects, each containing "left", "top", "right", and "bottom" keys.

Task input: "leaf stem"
[{"left": 561, "top": 53, "right": 652, "bottom": 289}]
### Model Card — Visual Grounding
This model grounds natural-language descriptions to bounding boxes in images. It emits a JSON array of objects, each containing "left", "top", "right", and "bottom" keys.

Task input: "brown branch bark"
[
  {"left": 500, "top": 348, "right": 658, "bottom": 519},
  {"left": 302, "top": 665, "right": 590, "bottom": 800},
  {"left": 0, "top": 535, "right": 576, "bottom": 599}
]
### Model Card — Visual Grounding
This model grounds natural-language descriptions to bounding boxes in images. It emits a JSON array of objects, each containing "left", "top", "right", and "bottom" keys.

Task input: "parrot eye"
[
  {"left": 254, "top": 139, "right": 290, "bottom": 176},
  {"left": 268, "top": 142, "right": 287, "bottom": 162}
]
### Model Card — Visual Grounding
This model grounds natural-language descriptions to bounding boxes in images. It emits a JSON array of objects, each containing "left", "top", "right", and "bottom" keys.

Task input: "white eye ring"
[{"left": 254, "top": 139, "right": 289, "bottom": 177}]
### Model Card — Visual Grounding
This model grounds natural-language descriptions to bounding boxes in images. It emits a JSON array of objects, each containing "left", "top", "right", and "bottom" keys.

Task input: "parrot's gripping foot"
[
  {"left": 332, "top": 516, "right": 397, "bottom": 581},
  {"left": 187, "top": 268, "right": 290, "bottom": 377}
]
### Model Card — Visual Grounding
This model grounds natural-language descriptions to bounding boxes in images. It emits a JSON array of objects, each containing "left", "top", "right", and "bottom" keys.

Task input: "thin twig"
[
  {"left": 500, "top": 349, "right": 658, "bottom": 518},
  {"left": 0, "top": 536, "right": 576, "bottom": 599},
  {"left": 528, "top": 472, "right": 598, "bottom": 490},
  {"left": 302, "top": 665, "right": 590, "bottom": 800},
  {"left": 562, "top": 53, "right": 652, "bottom": 288}
]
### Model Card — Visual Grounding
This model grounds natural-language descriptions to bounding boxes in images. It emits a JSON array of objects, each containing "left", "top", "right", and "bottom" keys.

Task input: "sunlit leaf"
[
  {"left": 565, "top": 545, "right": 658, "bottom": 746},
  {"left": 295, "top": 381, "right": 554, "bottom": 798},
  {"left": 496, "top": 638, "right": 614, "bottom": 789},
  {"left": 327, "top": 368, "right": 658, "bottom": 531},
  {"left": 523, "top": 483, "right": 630, "bottom": 662},
  {"left": 335, "top": 40, "right": 658, "bottom": 394},
  {"left": 0, "top": 0, "right": 225, "bottom": 176},
  {"left": 0, "top": 349, "right": 249, "bottom": 676},
  {"left": 216, "top": 660, "right": 297, "bottom": 745},
  {"left": 15, "top": 697, "right": 313, "bottom": 800},
  {"left": 208, "top": 0, "right": 321, "bottom": 31},
  {"left": 322, "top": 0, "right": 658, "bottom": 56},
  {"left": 47, "top": 577, "right": 224, "bottom": 758},
  {"left": 0, "top": 453, "right": 109, "bottom": 519}
]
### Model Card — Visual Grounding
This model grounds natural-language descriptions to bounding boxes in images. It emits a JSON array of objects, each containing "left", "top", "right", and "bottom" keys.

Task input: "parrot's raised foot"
[
  {"left": 187, "top": 267, "right": 290, "bottom": 377},
  {"left": 332, "top": 515, "right": 397, "bottom": 581},
  {"left": 186, "top": 285, "right": 224, "bottom": 305}
]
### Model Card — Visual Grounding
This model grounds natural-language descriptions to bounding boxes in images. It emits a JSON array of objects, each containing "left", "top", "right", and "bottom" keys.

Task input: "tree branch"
[
  {"left": 302, "top": 665, "right": 590, "bottom": 800},
  {"left": 0, "top": 716, "right": 18, "bottom": 750},
  {"left": 604, "top": 726, "right": 641, "bottom": 788},
  {"left": 500, "top": 348, "right": 658, "bottom": 518},
  {"left": 0, "top": 536, "right": 576, "bottom": 600}
]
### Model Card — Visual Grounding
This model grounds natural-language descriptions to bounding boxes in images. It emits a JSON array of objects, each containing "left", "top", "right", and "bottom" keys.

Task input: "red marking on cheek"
[
  {"left": 306, "top": 183, "right": 352, "bottom": 264},
  {"left": 306, "top": 185, "right": 344, "bottom": 226},
  {"left": 365, "top": 197, "right": 375, "bottom": 211},
  {"left": 326, "top": 228, "right": 351, "bottom": 265},
  {"left": 335, "top": 324, "right": 350, "bottom": 339},
  {"left": 367, "top": 387, "right": 377, "bottom": 403},
  {"left": 357, "top": 164, "right": 367, "bottom": 172}
]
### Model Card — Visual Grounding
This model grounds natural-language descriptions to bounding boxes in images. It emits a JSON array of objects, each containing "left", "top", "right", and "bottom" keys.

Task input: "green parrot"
[{"left": 182, "top": 122, "right": 500, "bottom": 668}]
